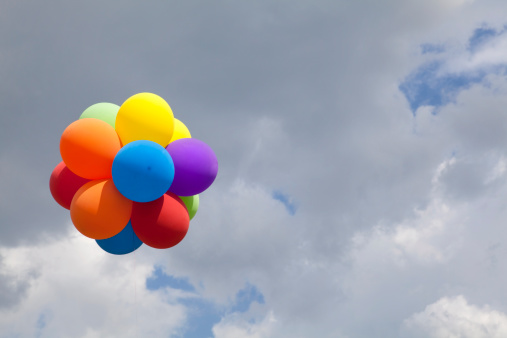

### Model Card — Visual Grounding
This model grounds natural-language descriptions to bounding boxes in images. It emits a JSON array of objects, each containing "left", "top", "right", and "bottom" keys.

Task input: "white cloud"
[
  {"left": 485, "top": 154, "right": 507, "bottom": 184},
  {"left": 334, "top": 143, "right": 507, "bottom": 335},
  {"left": 444, "top": 31, "right": 507, "bottom": 74},
  {"left": 347, "top": 156, "right": 463, "bottom": 269},
  {"left": 212, "top": 311, "right": 277, "bottom": 338},
  {"left": 0, "top": 230, "right": 188, "bottom": 337},
  {"left": 402, "top": 295, "right": 507, "bottom": 338},
  {"left": 160, "top": 178, "right": 298, "bottom": 303}
]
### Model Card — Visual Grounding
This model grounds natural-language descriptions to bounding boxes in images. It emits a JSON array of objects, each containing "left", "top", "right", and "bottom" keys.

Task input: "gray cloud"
[
  {"left": 0, "top": 0, "right": 468, "bottom": 245},
  {"left": 0, "top": 255, "right": 34, "bottom": 309}
]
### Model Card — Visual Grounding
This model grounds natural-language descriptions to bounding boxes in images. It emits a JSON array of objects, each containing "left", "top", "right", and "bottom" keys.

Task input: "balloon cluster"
[{"left": 50, "top": 93, "right": 218, "bottom": 255}]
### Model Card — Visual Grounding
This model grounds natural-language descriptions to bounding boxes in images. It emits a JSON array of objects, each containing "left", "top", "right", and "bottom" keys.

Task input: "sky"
[{"left": 2, "top": 0, "right": 507, "bottom": 337}]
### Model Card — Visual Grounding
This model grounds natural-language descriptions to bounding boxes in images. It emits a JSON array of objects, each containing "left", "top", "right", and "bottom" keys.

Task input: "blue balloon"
[
  {"left": 112, "top": 140, "right": 175, "bottom": 202},
  {"left": 96, "top": 221, "right": 143, "bottom": 255}
]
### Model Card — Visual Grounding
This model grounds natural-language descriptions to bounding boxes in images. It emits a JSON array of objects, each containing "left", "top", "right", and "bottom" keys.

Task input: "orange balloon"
[
  {"left": 60, "top": 118, "right": 121, "bottom": 180},
  {"left": 70, "top": 179, "right": 133, "bottom": 239}
]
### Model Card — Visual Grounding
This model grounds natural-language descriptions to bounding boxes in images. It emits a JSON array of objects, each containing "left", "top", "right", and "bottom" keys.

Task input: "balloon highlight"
[
  {"left": 131, "top": 193, "right": 190, "bottom": 249},
  {"left": 115, "top": 93, "right": 174, "bottom": 147},
  {"left": 166, "top": 138, "right": 218, "bottom": 196},
  {"left": 112, "top": 140, "right": 175, "bottom": 202}
]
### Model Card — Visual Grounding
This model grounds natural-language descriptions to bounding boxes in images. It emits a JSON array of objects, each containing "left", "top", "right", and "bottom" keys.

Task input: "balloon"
[
  {"left": 131, "top": 192, "right": 189, "bottom": 249},
  {"left": 179, "top": 195, "right": 199, "bottom": 220},
  {"left": 49, "top": 161, "right": 91, "bottom": 209},
  {"left": 169, "top": 118, "right": 191, "bottom": 143},
  {"left": 79, "top": 102, "right": 120, "bottom": 128},
  {"left": 115, "top": 93, "right": 174, "bottom": 147},
  {"left": 166, "top": 138, "right": 218, "bottom": 196},
  {"left": 112, "top": 140, "right": 175, "bottom": 202},
  {"left": 60, "top": 118, "right": 121, "bottom": 180},
  {"left": 51, "top": 93, "right": 218, "bottom": 254},
  {"left": 70, "top": 179, "right": 132, "bottom": 239},
  {"left": 96, "top": 221, "right": 143, "bottom": 255}
]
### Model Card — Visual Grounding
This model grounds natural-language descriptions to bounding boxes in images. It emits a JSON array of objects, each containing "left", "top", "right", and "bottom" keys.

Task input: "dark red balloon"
[
  {"left": 131, "top": 192, "right": 190, "bottom": 249},
  {"left": 49, "top": 161, "right": 91, "bottom": 209}
]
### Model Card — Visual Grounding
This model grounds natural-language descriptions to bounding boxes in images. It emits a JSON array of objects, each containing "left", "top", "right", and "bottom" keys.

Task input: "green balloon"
[
  {"left": 79, "top": 102, "right": 120, "bottom": 128},
  {"left": 179, "top": 195, "right": 199, "bottom": 220}
]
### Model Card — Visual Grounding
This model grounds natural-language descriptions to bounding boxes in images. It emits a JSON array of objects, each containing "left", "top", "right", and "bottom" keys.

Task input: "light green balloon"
[
  {"left": 79, "top": 102, "right": 120, "bottom": 128},
  {"left": 179, "top": 195, "right": 199, "bottom": 220}
]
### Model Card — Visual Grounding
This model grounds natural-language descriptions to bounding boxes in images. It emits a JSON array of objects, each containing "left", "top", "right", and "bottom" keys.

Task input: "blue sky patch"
[
  {"left": 400, "top": 25, "right": 507, "bottom": 114},
  {"left": 36, "top": 312, "right": 46, "bottom": 330},
  {"left": 145, "top": 268, "right": 266, "bottom": 338},
  {"left": 178, "top": 283, "right": 265, "bottom": 337},
  {"left": 145, "top": 266, "right": 195, "bottom": 292},
  {"left": 420, "top": 43, "right": 445, "bottom": 54},
  {"left": 180, "top": 297, "right": 222, "bottom": 338},
  {"left": 468, "top": 27, "right": 498, "bottom": 52},
  {"left": 231, "top": 283, "right": 265, "bottom": 313},
  {"left": 273, "top": 190, "right": 297, "bottom": 215},
  {"left": 399, "top": 61, "right": 485, "bottom": 113}
]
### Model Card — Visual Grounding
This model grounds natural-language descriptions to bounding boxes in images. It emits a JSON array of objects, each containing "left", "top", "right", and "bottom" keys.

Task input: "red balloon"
[
  {"left": 131, "top": 192, "right": 190, "bottom": 249},
  {"left": 49, "top": 161, "right": 91, "bottom": 209}
]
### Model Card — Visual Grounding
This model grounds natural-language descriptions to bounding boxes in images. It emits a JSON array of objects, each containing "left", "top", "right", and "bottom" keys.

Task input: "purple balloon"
[{"left": 165, "top": 138, "right": 218, "bottom": 196}]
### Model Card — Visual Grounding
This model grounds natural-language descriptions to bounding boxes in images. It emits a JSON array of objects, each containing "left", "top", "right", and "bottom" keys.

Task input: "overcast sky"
[{"left": 2, "top": 0, "right": 507, "bottom": 337}]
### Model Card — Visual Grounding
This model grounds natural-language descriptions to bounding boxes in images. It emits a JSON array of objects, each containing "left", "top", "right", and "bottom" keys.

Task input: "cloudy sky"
[{"left": 2, "top": 0, "right": 507, "bottom": 337}]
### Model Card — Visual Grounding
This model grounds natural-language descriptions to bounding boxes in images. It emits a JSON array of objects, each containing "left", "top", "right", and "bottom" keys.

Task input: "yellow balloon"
[
  {"left": 169, "top": 118, "right": 192, "bottom": 143},
  {"left": 115, "top": 93, "right": 174, "bottom": 147}
]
